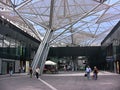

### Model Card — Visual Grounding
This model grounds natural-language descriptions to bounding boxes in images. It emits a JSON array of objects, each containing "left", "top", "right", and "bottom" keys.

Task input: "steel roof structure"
[{"left": 0, "top": 0, "right": 120, "bottom": 47}]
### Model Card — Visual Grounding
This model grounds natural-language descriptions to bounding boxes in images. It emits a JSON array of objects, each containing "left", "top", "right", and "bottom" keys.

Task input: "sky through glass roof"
[{"left": 0, "top": 0, "right": 120, "bottom": 46}]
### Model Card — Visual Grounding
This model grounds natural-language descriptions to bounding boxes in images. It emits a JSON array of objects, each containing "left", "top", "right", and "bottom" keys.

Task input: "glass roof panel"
[{"left": 0, "top": 0, "right": 120, "bottom": 46}]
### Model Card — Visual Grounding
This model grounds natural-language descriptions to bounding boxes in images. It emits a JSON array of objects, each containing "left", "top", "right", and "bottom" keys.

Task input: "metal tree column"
[
  {"left": 31, "top": 29, "right": 53, "bottom": 75},
  {"left": 32, "top": 0, "right": 54, "bottom": 75}
]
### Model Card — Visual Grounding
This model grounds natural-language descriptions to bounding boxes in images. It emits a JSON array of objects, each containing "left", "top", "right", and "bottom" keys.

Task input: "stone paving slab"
[{"left": 0, "top": 71, "right": 120, "bottom": 90}]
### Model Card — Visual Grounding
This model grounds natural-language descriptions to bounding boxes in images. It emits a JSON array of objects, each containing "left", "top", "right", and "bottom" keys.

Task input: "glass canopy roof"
[{"left": 0, "top": 0, "right": 120, "bottom": 46}]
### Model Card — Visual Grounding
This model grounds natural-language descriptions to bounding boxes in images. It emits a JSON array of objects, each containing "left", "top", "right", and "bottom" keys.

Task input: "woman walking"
[{"left": 35, "top": 67, "right": 40, "bottom": 79}]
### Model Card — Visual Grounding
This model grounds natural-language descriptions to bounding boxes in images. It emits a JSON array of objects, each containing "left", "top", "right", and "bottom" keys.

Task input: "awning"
[{"left": 45, "top": 60, "right": 57, "bottom": 65}]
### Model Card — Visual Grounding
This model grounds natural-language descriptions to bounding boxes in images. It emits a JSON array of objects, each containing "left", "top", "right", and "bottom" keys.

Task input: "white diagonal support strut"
[
  {"left": 31, "top": 0, "right": 55, "bottom": 75},
  {"left": 31, "top": 29, "right": 53, "bottom": 75}
]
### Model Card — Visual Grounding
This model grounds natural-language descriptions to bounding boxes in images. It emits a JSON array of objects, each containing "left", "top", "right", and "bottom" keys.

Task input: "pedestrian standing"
[
  {"left": 9, "top": 65, "right": 13, "bottom": 76},
  {"left": 63, "top": 65, "right": 66, "bottom": 71},
  {"left": 22, "top": 66, "right": 25, "bottom": 73},
  {"left": 93, "top": 66, "right": 98, "bottom": 80},
  {"left": 19, "top": 67, "right": 21, "bottom": 73},
  {"left": 35, "top": 67, "right": 40, "bottom": 79},
  {"left": 85, "top": 66, "right": 91, "bottom": 80}
]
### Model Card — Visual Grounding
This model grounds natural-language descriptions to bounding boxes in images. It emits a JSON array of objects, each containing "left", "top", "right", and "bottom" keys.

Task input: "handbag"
[{"left": 84, "top": 73, "right": 87, "bottom": 77}]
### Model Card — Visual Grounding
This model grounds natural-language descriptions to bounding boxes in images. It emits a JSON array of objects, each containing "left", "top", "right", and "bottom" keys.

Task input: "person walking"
[
  {"left": 85, "top": 66, "right": 91, "bottom": 80},
  {"left": 35, "top": 67, "right": 40, "bottom": 79},
  {"left": 93, "top": 66, "right": 98, "bottom": 80},
  {"left": 29, "top": 67, "right": 33, "bottom": 78},
  {"left": 9, "top": 65, "right": 13, "bottom": 76}
]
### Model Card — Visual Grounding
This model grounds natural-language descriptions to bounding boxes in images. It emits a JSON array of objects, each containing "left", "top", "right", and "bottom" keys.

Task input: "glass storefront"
[{"left": 1, "top": 60, "right": 15, "bottom": 74}]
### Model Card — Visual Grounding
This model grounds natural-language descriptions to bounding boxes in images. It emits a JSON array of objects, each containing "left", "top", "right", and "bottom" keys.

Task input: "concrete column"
[
  {"left": 0, "top": 58, "right": 2, "bottom": 74},
  {"left": 114, "top": 61, "right": 117, "bottom": 73},
  {"left": 26, "top": 61, "right": 29, "bottom": 73},
  {"left": 113, "top": 39, "right": 119, "bottom": 73},
  {"left": 113, "top": 47, "right": 117, "bottom": 73}
]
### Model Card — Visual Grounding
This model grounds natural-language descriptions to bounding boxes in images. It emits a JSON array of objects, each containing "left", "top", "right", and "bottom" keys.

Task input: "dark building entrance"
[{"left": 48, "top": 46, "right": 106, "bottom": 70}]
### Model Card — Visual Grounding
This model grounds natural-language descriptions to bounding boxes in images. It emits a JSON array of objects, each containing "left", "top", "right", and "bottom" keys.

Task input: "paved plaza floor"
[{"left": 0, "top": 71, "right": 120, "bottom": 90}]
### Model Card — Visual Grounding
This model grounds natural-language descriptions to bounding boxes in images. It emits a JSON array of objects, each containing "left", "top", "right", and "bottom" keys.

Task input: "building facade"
[
  {"left": 0, "top": 16, "right": 40, "bottom": 74},
  {"left": 101, "top": 21, "right": 120, "bottom": 74}
]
